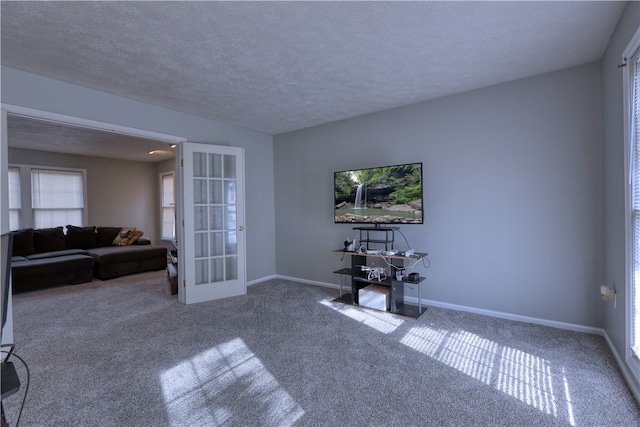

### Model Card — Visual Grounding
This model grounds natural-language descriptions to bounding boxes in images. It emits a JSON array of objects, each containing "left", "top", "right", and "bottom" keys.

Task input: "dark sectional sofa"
[{"left": 11, "top": 226, "right": 168, "bottom": 293}]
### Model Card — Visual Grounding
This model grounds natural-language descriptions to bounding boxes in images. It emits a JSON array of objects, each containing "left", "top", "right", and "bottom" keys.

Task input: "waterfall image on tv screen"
[{"left": 334, "top": 162, "right": 423, "bottom": 224}]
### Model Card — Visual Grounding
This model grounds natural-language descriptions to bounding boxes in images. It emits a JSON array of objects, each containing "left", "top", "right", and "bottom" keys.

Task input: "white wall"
[
  {"left": 1, "top": 67, "right": 277, "bottom": 282},
  {"left": 9, "top": 148, "right": 161, "bottom": 242},
  {"left": 274, "top": 62, "right": 604, "bottom": 328},
  {"left": 602, "top": 1, "right": 640, "bottom": 397}
]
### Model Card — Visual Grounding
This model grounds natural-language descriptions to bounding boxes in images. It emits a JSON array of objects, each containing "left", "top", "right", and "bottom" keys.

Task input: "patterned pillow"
[{"left": 113, "top": 227, "right": 144, "bottom": 246}]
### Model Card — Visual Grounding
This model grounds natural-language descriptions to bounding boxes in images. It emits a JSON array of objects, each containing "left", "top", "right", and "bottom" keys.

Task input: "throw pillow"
[
  {"left": 113, "top": 227, "right": 144, "bottom": 246},
  {"left": 129, "top": 230, "right": 144, "bottom": 245},
  {"left": 96, "top": 227, "right": 122, "bottom": 247},
  {"left": 12, "top": 228, "right": 36, "bottom": 257},
  {"left": 33, "top": 227, "right": 66, "bottom": 253},
  {"left": 66, "top": 225, "right": 97, "bottom": 249}
]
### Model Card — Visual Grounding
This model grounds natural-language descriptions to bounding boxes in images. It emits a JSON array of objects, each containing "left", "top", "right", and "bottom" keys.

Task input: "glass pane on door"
[
  {"left": 224, "top": 155, "right": 236, "bottom": 179},
  {"left": 225, "top": 257, "right": 238, "bottom": 280},
  {"left": 211, "top": 231, "right": 223, "bottom": 257},
  {"left": 209, "top": 153, "right": 222, "bottom": 178},
  {"left": 192, "top": 151, "right": 238, "bottom": 285}
]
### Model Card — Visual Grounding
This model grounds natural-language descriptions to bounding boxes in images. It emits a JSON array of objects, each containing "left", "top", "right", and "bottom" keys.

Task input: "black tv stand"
[{"left": 332, "top": 250, "right": 427, "bottom": 319}]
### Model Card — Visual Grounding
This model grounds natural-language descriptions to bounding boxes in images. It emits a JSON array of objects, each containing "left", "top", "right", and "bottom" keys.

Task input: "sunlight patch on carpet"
[
  {"left": 561, "top": 367, "right": 576, "bottom": 425},
  {"left": 401, "top": 326, "right": 496, "bottom": 384},
  {"left": 319, "top": 298, "right": 404, "bottom": 333},
  {"left": 401, "top": 325, "right": 575, "bottom": 425},
  {"left": 496, "top": 346, "right": 557, "bottom": 417},
  {"left": 160, "top": 338, "right": 304, "bottom": 426}
]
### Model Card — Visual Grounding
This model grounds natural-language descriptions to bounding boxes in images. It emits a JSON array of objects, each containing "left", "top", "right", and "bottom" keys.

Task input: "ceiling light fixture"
[{"left": 149, "top": 150, "right": 156, "bottom": 154}]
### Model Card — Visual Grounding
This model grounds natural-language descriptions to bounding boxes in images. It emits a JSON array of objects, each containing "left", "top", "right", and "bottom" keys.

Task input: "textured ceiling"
[
  {"left": 7, "top": 116, "right": 176, "bottom": 163},
  {"left": 0, "top": 1, "right": 627, "bottom": 158}
]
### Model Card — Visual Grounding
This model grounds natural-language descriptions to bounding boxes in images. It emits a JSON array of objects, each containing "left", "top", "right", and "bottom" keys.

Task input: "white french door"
[{"left": 178, "top": 142, "right": 246, "bottom": 304}]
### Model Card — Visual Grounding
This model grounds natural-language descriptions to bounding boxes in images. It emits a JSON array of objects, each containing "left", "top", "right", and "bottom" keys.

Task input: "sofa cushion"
[
  {"left": 66, "top": 225, "right": 97, "bottom": 249},
  {"left": 96, "top": 227, "right": 122, "bottom": 247},
  {"left": 33, "top": 227, "right": 66, "bottom": 253},
  {"left": 87, "top": 245, "right": 168, "bottom": 280},
  {"left": 11, "top": 254, "right": 93, "bottom": 274},
  {"left": 88, "top": 245, "right": 167, "bottom": 263},
  {"left": 11, "top": 254, "right": 94, "bottom": 293},
  {"left": 25, "top": 249, "right": 89, "bottom": 260},
  {"left": 12, "top": 228, "right": 36, "bottom": 257}
]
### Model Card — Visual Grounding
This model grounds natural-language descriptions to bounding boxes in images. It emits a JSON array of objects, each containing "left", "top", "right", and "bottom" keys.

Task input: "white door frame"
[
  {"left": 0, "top": 105, "right": 188, "bottom": 341},
  {"left": 1, "top": 104, "right": 186, "bottom": 144}
]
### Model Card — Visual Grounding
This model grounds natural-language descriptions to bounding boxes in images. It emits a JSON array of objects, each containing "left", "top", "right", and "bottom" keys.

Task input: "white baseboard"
[
  {"left": 403, "top": 295, "right": 604, "bottom": 335},
  {"left": 246, "top": 274, "right": 277, "bottom": 287},
  {"left": 247, "top": 274, "right": 342, "bottom": 290},
  {"left": 602, "top": 331, "right": 640, "bottom": 404},
  {"left": 275, "top": 274, "right": 343, "bottom": 290}
]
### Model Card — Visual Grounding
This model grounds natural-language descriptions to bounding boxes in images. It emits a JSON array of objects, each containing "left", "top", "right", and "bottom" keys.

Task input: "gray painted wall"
[
  {"left": 2, "top": 67, "right": 276, "bottom": 282},
  {"left": 9, "top": 147, "right": 161, "bottom": 243},
  {"left": 602, "top": 1, "right": 640, "bottom": 395},
  {"left": 274, "top": 62, "right": 604, "bottom": 328}
]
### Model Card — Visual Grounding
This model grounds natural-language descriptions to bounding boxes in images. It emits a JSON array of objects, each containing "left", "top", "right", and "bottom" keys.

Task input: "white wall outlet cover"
[{"left": 600, "top": 285, "right": 616, "bottom": 300}]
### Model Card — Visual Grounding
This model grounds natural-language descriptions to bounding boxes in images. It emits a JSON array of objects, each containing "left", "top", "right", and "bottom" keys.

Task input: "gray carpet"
[{"left": 4, "top": 271, "right": 639, "bottom": 426}]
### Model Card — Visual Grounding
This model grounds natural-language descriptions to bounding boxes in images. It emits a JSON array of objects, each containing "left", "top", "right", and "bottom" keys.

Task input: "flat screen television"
[{"left": 334, "top": 162, "right": 423, "bottom": 224}]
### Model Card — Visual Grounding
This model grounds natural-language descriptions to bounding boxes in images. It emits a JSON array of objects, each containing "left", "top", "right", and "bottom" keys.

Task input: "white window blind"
[
  {"left": 31, "top": 169, "right": 84, "bottom": 229},
  {"left": 161, "top": 173, "right": 176, "bottom": 239},
  {"left": 8, "top": 167, "right": 21, "bottom": 231},
  {"left": 632, "top": 53, "right": 640, "bottom": 359}
]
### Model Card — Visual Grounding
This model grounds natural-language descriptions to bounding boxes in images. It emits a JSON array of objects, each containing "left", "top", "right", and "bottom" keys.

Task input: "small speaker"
[{"left": 408, "top": 272, "right": 419, "bottom": 282}]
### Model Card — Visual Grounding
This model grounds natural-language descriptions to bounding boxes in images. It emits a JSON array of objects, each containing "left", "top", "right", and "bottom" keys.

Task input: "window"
[
  {"left": 632, "top": 54, "right": 640, "bottom": 360},
  {"left": 8, "top": 167, "right": 21, "bottom": 231},
  {"left": 626, "top": 30, "right": 640, "bottom": 381},
  {"left": 161, "top": 172, "right": 176, "bottom": 240},
  {"left": 8, "top": 165, "right": 87, "bottom": 230},
  {"left": 32, "top": 169, "right": 85, "bottom": 228}
]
